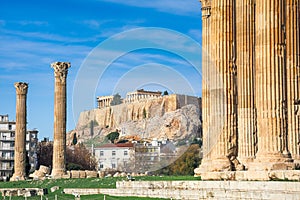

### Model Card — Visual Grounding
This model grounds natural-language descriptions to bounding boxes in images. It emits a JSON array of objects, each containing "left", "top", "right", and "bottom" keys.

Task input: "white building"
[
  {"left": 94, "top": 143, "right": 134, "bottom": 171},
  {"left": 0, "top": 114, "right": 38, "bottom": 177}
]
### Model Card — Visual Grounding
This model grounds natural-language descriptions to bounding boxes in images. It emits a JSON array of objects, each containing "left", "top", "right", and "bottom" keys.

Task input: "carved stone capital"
[
  {"left": 200, "top": 0, "right": 211, "bottom": 18},
  {"left": 51, "top": 62, "right": 71, "bottom": 83},
  {"left": 200, "top": 0, "right": 211, "bottom": 8},
  {"left": 14, "top": 82, "right": 28, "bottom": 95}
]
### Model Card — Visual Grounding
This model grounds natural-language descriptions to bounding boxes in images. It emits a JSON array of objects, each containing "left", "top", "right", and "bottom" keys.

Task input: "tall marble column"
[
  {"left": 287, "top": 0, "right": 300, "bottom": 164},
  {"left": 11, "top": 82, "right": 28, "bottom": 181},
  {"left": 197, "top": 0, "right": 237, "bottom": 172},
  {"left": 51, "top": 62, "right": 70, "bottom": 178},
  {"left": 251, "top": 0, "right": 293, "bottom": 170},
  {"left": 236, "top": 0, "right": 257, "bottom": 168},
  {"left": 195, "top": 0, "right": 212, "bottom": 173}
]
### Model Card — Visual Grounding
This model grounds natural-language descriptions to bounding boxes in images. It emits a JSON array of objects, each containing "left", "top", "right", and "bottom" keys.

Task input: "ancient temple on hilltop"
[{"left": 195, "top": 0, "right": 300, "bottom": 180}]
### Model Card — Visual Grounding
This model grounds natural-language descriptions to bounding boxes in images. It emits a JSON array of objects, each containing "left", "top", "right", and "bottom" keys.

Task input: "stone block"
[
  {"left": 79, "top": 170, "right": 86, "bottom": 178},
  {"left": 244, "top": 171, "right": 270, "bottom": 181},
  {"left": 71, "top": 170, "right": 80, "bottom": 178},
  {"left": 269, "top": 170, "right": 300, "bottom": 181},
  {"left": 98, "top": 171, "right": 105, "bottom": 178},
  {"left": 85, "top": 170, "right": 98, "bottom": 178},
  {"left": 50, "top": 186, "right": 59, "bottom": 193},
  {"left": 62, "top": 172, "right": 71, "bottom": 179},
  {"left": 39, "top": 165, "right": 50, "bottom": 174}
]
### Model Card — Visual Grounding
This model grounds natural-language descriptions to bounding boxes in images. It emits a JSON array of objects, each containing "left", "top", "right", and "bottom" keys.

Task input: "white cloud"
[
  {"left": 17, "top": 20, "right": 48, "bottom": 26},
  {"left": 0, "top": 28, "right": 99, "bottom": 43},
  {"left": 100, "top": 0, "right": 201, "bottom": 16},
  {"left": 0, "top": 34, "right": 92, "bottom": 71},
  {"left": 82, "top": 20, "right": 101, "bottom": 29}
]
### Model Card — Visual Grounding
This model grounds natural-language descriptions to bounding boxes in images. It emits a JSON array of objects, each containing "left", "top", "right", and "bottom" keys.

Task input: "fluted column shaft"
[
  {"left": 51, "top": 62, "right": 70, "bottom": 178},
  {"left": 253, "top": 0, "right": 293, "bottom": 170},
  {"left": 199, "top": 0, "right": 237, "bottom": 172},
  {"left": 199, "top": 0, "right": 212, "bottom": 165},
  {"left": 11, "top": 82, "right": 28, "bottom": 181},
  {"left": 287, "top": 0, "right": 300, "bottom": 162},
  {"left": 236, "top": 0, "right": 256, "bottom": 167}
]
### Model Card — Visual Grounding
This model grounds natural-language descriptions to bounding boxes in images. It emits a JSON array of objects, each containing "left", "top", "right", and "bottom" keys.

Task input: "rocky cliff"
[{"left": 69, "top": 94, "right": 201, "bottom": 146}]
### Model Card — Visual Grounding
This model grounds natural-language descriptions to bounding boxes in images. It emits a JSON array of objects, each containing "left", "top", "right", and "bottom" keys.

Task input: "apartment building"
[{"left": 0, "top": 114, "right": 38, "bottom": 177}]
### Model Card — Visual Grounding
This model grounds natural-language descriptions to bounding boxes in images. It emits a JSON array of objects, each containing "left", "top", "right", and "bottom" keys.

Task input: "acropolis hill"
[{"left": 70, "top": 91, "right": 202, "bottom": 145}]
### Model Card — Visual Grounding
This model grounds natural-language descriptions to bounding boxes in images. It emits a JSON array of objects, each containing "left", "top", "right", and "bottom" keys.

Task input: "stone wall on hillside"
[{"left": 70, "top": 95, "right": 201, "bottom": 144}]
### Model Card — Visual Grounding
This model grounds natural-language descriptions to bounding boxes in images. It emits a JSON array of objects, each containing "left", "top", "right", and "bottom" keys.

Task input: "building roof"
[{"left": 95, "top": 143, "right": 134, "bottom": 149}]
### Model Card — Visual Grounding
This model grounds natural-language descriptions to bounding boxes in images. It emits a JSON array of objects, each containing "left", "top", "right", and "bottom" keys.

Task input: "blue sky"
[{"left": 0, "top": 0, "right": 202, "bottom": 139}]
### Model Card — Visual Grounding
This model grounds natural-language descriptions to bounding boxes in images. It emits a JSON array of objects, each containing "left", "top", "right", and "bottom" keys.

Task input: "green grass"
[
  {"left": 80, "top": 194, "right": 167, "bottom": 200},
  {"left": 0, "top": 176, "right": 199, "bottom": 199}
]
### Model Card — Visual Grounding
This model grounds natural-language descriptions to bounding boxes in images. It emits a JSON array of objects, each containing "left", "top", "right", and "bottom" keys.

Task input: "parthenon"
[
  {"left": 97, "top": 89, "right": 162, "bottom": 108},
  {"left": 125, "top": 89, "right": 162, "bottom": 103},
  {"left": 195, "top": 0, "right": 300, "bottom": 179}
]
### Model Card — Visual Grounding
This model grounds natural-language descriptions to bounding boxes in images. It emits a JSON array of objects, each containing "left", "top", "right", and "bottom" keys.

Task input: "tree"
[
  {"left": 143, "top": 108, "right": 147, "bottom": 119},
  {"left": 110, "top": 93, "right": 122, "bottom": 106},
  {"left": 66, "top": 144, "right": 97, "bottom": 170},
  {"left": 37, "top": 142, "right": 97, "bottom": 171},
  {"left": 106, "top": 131, "right": 120, "bottom": 143},
  {"left": 154, "top": 144, "right": 201, "bottom": 175},
  {"left": 37, "top": 141, "right": 53, "bottom": 169},
  {"left": 163, "top": 90, "right": 169, "bottom": 96},
  {"left": 72, "top": 133, "right": 78, "bottom": 145}
]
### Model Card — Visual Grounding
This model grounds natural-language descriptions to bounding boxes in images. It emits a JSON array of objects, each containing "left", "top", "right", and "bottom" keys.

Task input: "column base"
[
  {"left": 194, "top": 157, "right": 232, "bottom": 177},
  {"left": 237, "top": 157, "right": 255, "bottom": 170},
  {"left": 10, "top": 174, "right": 26, "bottom": 181},
  {"left": 291, "top": 154, "right": 300, "bottom": 169},
  {"left": 51, "top": 169, "right": 68, "bottom": 179},
  {"left": 197, "top": 170, "right": 300, "bottom": 181},
  {"left": 248, "top": 152, "right": 295, "bottom": 171}
]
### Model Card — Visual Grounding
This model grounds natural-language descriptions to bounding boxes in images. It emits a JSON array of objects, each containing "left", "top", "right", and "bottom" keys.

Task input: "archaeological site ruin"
[
  {"left": 11, "top": 82, "right": 28, "bottom": 181},
  {"left": 195, "top": 0, "right": 300, "bottom": 180},
  {"left": 51, "top": 62, "right": 71, "bottom": 178}
]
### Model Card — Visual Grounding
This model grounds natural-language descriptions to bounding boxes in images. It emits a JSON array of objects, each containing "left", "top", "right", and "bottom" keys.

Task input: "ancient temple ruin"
[
  {"left": 195, "top": 0, "right": 300, "bottom": 180},
  {"left": 97, "top": 96, "right": 114, "bottom": 109},
  {"left": 11, "top": 82, "right": 28, "bottom": 181},
  {"left": 51, "top": 62, "right": 70, "bottom": 178},
  {"left": 125, "top": 89, "right": 162, "bottom": 103}
]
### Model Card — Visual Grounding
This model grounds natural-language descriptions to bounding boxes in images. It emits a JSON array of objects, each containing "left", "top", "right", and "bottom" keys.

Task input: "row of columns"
[
  {"left": 97, "top": 96, "right": 113, "bottom": 109},
  {"left": 198, "top": 0, "right": 299, "bottom": 172},
  {"left": 125, "top": 93, "right": 161, "bottom": 103},
  {"left": 11, "top": 62, "right": 70, "bottom": 180}
]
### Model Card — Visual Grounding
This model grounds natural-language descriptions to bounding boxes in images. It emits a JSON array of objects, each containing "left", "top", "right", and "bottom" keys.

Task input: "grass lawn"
[{"left": 0, "top": 176, "right": 200, "bottom": 199}]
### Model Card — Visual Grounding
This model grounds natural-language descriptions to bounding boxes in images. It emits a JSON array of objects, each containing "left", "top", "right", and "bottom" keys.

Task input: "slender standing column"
[
  {"left": 195, "top": 0, "right": 212, "bottom": 174},
  {"left": 287, "top": 0, "right": 300, "bottom": 164},
  {"left": 251, "top": 0, "right": 293, "bottom": 170},
  {"left": 236, "top": 0, "right": 257, "bottom": 168},
  {"left": 51, "top": 62, "right": 70, "bottom": 178},
  {"left": 197, "top": 0, "right": 237, "bottom": 172},
  {"left": 11, "top": 82, "right": 28, "bottom": 181}
]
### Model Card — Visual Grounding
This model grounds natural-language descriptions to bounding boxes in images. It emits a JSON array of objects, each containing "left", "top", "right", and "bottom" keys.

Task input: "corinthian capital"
[
  {"left": 51, "top": 62, "right": 71, "bottom": 83},
  {"left": 200, "top": 0, "right": 211, "bottom": 9},
  {"left": 14, "top": 82, "right": 28, "bottom": 95}
]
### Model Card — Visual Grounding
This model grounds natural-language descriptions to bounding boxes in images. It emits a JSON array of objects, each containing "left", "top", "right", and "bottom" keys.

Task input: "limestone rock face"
[{"left": 70, "top": 95, "right": 201, "bottom": 144}]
